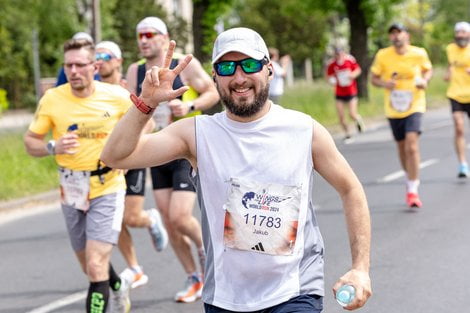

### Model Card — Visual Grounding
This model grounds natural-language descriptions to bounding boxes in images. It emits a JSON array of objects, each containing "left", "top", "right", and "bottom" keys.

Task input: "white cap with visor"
[{"left": 212, "top": 27, "right": 270, "bottom": 64}]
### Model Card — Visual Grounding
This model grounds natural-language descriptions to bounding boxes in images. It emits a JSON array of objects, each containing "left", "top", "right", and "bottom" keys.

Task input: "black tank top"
[{"left": 136, "top": 59, "right": 184, "bottom": 97}]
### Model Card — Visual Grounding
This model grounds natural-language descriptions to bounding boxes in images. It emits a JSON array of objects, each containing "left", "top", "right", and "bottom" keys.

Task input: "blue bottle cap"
[{"left": 336, "top": 284, "right": 355, "bottom": 307}]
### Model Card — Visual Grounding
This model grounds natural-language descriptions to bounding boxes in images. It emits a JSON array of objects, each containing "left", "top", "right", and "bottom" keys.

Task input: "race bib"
[
  {"left": 59, "top": 168, "right": 90, "bottom": 211},
  {"left": 152, "top": 101, "right": 173, "bottom": 131},
  {"left": 390, "top": 90, "right": 413, "bottom": 112},
  {"left": 337, "top": 69, "right": 352, "bottom": 87},
  {"left": 223, "top": 178, "right": 301, "bottom": 256}
]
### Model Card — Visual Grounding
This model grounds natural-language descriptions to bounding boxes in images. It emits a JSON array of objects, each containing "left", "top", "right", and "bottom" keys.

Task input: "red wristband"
[{"left": 130, "top": 93, "right": 154, "bottom": 115}]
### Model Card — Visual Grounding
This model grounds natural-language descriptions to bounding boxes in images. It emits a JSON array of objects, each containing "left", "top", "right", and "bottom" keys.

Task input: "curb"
[{"left": 0, "top": 189, "right": 60, "bottom": 215}]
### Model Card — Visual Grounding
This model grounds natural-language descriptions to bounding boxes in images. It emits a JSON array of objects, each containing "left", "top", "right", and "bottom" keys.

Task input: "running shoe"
[
  {"left": 148, "top": 208, "right": 169, "bottom": 252},
  {"left": 406, "top": 192, "right": 422, "bottom": 209},
  {"left": 109, "top": 273, "right": 131, "bottom": 313},
  {"left": 356, "top": 116, "right": 366, "bottom": 133},
  {"left": 458, "top": 163, "right": 469, "bottom": 178},
  {"left": 120, "top": 267, "right": 149, "bottom": 289},
  {"left": 174, "top": 273, "right": 203, "bottom": 303},
  {"left": 343, "top": 135, "right": 354, "bottom": 144}
]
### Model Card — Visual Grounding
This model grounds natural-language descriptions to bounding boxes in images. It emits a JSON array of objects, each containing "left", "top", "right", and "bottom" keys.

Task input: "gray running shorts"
[{"left": 61, "top": 190, "right": 125, "bottom": 251}]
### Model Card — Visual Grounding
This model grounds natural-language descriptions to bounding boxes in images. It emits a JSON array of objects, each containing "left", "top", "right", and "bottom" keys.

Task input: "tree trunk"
[
  {"left": 192, "top": 0, "right": 209, "bottom": 62},
  {"left": 344, "top": 0, "right": 370, "bottom": 99}
]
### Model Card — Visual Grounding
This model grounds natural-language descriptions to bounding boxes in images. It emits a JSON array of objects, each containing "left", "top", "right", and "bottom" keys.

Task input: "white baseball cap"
[
  {"left": 136, "top": 17, "right": 168, "bottom": 35},
  {"left": 72, "top": 32, "right": 93, "bottom": 43},
  {"left": 96, "top": 41, "right": 122, "bottom": 59},
  {"left": 455, "top": 21, "right": 470, "bottom": 32},
  {"left": 212, "top": 27, "right": 270, "bottom": 64}
]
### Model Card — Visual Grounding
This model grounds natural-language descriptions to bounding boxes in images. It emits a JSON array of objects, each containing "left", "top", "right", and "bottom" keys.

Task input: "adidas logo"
[
  {"left": 102, "top": 111, "right": 111, "bottom": 118},
  {"left": 251, "top": 242, "right": 265, "bottom": 252}
]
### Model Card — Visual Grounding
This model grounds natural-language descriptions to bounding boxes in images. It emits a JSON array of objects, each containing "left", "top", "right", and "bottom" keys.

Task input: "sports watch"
[{"left": 46, "top": 140, "right": 56, "bottom": 155}]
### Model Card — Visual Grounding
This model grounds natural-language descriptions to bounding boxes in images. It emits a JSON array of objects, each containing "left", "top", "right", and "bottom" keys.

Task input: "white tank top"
[{"left": 195, "top": 104, "right": 325, "bottom": 311}]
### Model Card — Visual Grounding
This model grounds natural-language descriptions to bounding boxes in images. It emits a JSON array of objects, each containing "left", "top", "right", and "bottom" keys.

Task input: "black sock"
[
  {"left": 86, "top": 280, "right": 109, "bottom": 313},
  {"left": 109, "top": 263, "right": 122, "bottom": 291}
]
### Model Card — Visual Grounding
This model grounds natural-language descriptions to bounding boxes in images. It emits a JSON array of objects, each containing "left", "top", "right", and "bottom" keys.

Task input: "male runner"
[
  {"left": 96, "top": 40, "right": 167, "bottom": 289},
  {"left": 326, "top": 45, "right": 364, "bottom": 142},
  {"left": 102, "top": 28, "right": 372, "bottom": 312},
  {"left": 444, "top": 21, "right": 470, "bottom": 178},
  {"left": 24, "top": 39, "right": 131, "bottom": 313},
  {"left": 126, "top": 16, "right": 219, "bottom": 302},
  {"left": 371, "top": 23, "right": 433, "bottom": 208}
]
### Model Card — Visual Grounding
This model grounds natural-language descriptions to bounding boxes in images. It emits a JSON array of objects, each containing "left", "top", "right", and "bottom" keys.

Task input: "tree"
[
  {"left": 343, "top": 0, "right": 370, "bottom": 99},
  {"left": 228, "top": 0, "right": 329, "bottom": 78},
  {"left": 315, "top": 0, "right": 404, "bottom": 99},
  {"left": 0, "top": 0, "right": 83, "bottom": 108},
  {"left": 193, "top": 0, "right": 234, "bottom": 63},
  {"left": 108, "top": 0, "right": 189, "bottom": 70}
]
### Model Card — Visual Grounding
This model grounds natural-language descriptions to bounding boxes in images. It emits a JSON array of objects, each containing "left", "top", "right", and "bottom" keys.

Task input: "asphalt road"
[{"left": 0, "top": 107, "right": 469, "bottom": 313}]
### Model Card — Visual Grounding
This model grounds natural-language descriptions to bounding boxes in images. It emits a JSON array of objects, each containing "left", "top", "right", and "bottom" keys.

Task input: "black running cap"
[{"left": 388, "top": 23, "right": 407, "bottom": 33}]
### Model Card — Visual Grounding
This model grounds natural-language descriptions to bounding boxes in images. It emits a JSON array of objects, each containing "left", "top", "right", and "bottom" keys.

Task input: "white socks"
[{"left": 406, "top": 179, "right": 420, "bottom": 194}]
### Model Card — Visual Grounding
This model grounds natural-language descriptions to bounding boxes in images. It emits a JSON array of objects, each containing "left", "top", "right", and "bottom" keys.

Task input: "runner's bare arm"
[
  {"left": 169, "top": 56, "right": 220, "bottom": 117},
  {"left": 311, "top": 121, "right": 372, "bottom": 310},
  {"left": 180, "top": 57, "right": 220, "bottom": 111},
  {"left": 125, "top": 63, "right": 138, "bottom": 94},
  {"left": 101, "top": 41, "right": 195, "bottom": 169},
  {"left": 24, "top": 130, "right": 79, "bottom": 157},
  {"left": 371, "top": 73, "right": 395, "bottom": 90},
  {"left": 24, "top": 130, "right": 48, "bottom": 157}
]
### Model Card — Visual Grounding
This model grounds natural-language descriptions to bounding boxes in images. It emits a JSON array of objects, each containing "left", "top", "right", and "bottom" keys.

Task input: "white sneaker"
[
  {"left": 174, "top": 273, "right": 203, "bottom": 303},
  {"left": 109, "top": 273, "right": 131, "bottom": 313},
  {"left": 120, "top": 267, "right": 149, "bottom": 289},
  {"left": 148, "top": 208, "right": 169, "bottom": 252}
]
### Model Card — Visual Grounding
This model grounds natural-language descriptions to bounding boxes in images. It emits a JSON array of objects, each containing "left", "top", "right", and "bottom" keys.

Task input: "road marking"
[
  {"left": 26, "top": 290, "right": 86, "bottom": 313},
  {"left": 424, "top": 120, "right": 452, "bottom": 131},
  {"left": 377, "top": 158, "right": 439, "bottom": 183}
]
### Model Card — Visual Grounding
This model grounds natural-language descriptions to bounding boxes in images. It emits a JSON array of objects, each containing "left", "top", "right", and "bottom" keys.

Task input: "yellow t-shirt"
[
  {"left": 446, "top": 42, "right": 470, "bottom": 103},
  {"left": 29, "top": 82, "right": 131, "bottom": 199},
  {"left": 371, "top": 45, "right": 432, "bottom": 118}
]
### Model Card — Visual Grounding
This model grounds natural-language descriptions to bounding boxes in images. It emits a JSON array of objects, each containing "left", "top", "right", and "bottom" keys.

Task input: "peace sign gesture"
[{"left": 140, "top": 40, "right": 193, "bottom": 108}]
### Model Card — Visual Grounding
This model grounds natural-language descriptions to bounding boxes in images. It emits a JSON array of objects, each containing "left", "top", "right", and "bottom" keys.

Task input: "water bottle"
[{"left": 336, "top": 284, "right": 355, "bottom": 307}]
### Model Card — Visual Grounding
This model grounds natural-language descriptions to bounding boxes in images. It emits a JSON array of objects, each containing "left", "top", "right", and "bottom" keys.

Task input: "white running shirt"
[{"left": 195, "top": 104, "right": 325, "bottom": 311}]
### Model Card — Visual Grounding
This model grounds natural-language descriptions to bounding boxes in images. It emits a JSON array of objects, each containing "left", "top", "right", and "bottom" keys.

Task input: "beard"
[
  {"left": 455, "top": 37, "right": 469, "bottom": 47},
  {"left": 69, "top": 79, "right": 86, "bottom": 91},
  {"left": 99, "top": 68, "right": 114, "bottom": 79},
  {"left": 392, "top": 39, "right": 405, "bottom": 48},
  {"left": 218, "top": 82, "right": 270, "bottom": 118}
]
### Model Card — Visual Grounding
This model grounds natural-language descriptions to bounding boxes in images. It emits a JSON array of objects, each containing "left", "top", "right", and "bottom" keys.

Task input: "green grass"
[
  {"left": 0, "top": 67, "right": 450, "bottom": 201},
  {"left": 280, "top": 66, "right": 449, "bottom": 127},
  {"left": 0, "top": 128, "right": 58, "bottom": 201}
]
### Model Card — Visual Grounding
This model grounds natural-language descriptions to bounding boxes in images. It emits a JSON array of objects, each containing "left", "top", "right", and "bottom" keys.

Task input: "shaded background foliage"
[{"left": 0, "top": 0, "right": 468, "bottom": 109}]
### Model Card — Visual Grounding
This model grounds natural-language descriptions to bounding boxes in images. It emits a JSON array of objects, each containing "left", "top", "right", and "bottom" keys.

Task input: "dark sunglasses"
[
  {"left": 137, "top": 32, "right": 161, "bottom": 40},
  {"left": 214, "top": 58, "right": 268, "bottom": 76},
  {"left": 96, "top": 52, "right": 114, "bottom": 62}
]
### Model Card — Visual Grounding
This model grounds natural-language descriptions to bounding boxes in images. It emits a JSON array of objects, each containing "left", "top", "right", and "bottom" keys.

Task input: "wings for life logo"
[{"left": 241, "top": 189, "right": 291, "bottom": 212}]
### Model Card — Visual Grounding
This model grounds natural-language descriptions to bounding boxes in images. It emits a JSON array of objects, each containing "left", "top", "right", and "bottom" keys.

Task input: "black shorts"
[
  {"left": 388, "top": 112, "right": 423, "bottom": 141},
  {"left": 335, "top": 94, "right": 357, "bottom": 102},
  {"left": 150, "top": 159, "right": 196, "bottom": 192},
  {"left": 450, "top": 98, "right": 470, "bottom": 117},
  {"left": 125, "top": 168, "right": 146, "bottom": 196}
]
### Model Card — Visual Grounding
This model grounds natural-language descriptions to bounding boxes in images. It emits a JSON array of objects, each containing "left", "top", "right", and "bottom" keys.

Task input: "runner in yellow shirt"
[
  {"left": 371, "top": 23, "right": 433, "bottom": 209},
  {"left": 24, "top": 39, "right": 132, "bottom": 313},
  {"left": 445, "top": 21, "right": 470, "bottom": 178}
]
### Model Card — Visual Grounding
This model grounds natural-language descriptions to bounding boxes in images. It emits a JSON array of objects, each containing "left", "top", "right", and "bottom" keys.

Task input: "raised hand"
[{"left": 140, "top": 40, "right": 193, "bottom": 108}]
